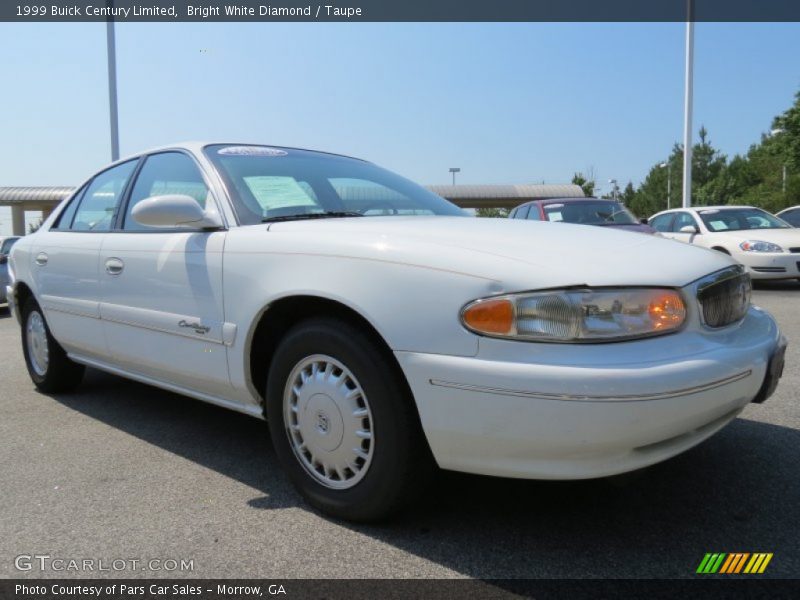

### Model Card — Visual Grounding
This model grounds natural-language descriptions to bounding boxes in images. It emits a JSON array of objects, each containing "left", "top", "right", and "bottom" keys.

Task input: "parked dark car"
[{"left": 509, "top": 197, "right": 656, "bottom": 234}]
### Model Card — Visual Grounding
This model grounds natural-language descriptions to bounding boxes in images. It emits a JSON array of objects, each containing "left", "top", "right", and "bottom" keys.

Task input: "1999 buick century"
[{"left": 6, "top": 143, "right": 787, "bottom": 520}]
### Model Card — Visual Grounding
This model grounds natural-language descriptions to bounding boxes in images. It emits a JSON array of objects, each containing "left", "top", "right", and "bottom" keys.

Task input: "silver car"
[{"left": 0, "top": 236, "right": 21, "bottom": 303}]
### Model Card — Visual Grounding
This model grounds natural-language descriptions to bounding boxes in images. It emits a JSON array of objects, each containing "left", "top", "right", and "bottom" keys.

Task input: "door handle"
[
  {"left": 35, "top": 252, "right": 48, "bottom": 266},
  {"left": 104, "top": 257, "right": 124, "bottom": 276}
]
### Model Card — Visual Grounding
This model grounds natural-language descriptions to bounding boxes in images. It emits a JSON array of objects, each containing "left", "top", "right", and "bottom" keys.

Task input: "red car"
[{"left": 509, "top": 197, "right": 656, "bottom": 234}]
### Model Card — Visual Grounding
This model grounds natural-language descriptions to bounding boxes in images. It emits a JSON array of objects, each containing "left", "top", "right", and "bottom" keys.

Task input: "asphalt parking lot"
[{"left": 1, "top": 281, "right": 798, "bottom": 580}]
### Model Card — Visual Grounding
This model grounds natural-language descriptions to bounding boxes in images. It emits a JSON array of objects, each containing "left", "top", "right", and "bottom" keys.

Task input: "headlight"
[
  {"left": 739, "top": 240, "right": 783, "bottom": 252},
  {"left": 461, "top": 288, "right": 686, "bottom": 342}
]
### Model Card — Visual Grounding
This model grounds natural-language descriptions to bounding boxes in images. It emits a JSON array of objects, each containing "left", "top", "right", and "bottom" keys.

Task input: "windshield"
[
  {"left": 697, "top": 208, "right": 790, "bottom": 232},
  {"left": 542, "top": 200, "right": 638, "bottom": 225},
  {"left": 204, "top": 145, "right": 464, "bottom": 224}
]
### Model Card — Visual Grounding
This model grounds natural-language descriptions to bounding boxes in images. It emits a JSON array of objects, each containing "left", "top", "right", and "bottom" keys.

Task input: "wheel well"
[
  {"left": 248, "top": 296, "right": 406, "bottom": 407},
  {"left": 15, "top": 281, "right": 34, "bottom": 312},
  {"left": 711, "top": 246, "right": 731, "bottom": 255}
]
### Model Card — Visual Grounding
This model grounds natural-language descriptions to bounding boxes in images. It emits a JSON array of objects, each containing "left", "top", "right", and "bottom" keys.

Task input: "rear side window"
[
  {"left": 649, "top": 213, "right": 675, "bottom": 232},
  {"left": 123, "top": 152, "right": 211, "bottom": 231},
  {"left": 70, "top": 160, "right": 138, "bottom": 231},
  {"left": 51, "top": 186, "right": 86, "bottom": 230}
]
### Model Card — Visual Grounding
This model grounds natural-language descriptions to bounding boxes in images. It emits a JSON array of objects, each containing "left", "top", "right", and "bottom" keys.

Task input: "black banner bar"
[
  {"left": 2, "top": 0, "right": 800, "bottom": 23},
  {"left": 2, "top": 580, "right": 800, "bottom": 600}
]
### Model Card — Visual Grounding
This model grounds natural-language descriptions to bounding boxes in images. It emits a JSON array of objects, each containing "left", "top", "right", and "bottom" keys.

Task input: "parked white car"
[
  {"left": 0, "top": 236, "right": 21, "bottom": 304},
  {"left": 650, "top": 206, "right": 800, "bottom": 280},
  {"left": 776, "top": 205, "right": 800, "bottom": 227},
  {"left": 7, "top": 143, "right": 786, "bottom": 520}
]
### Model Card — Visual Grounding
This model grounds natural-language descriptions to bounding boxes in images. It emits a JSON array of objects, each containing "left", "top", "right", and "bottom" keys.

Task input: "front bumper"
[
  {"left": 736, "top": 251, "right": 800, "bottom": 279},
  {"left": 5, "top": 284, "right": 19, "bottom": 323},
  {"left": 396, "top": 307, "right": 784, "bottom": 479}
]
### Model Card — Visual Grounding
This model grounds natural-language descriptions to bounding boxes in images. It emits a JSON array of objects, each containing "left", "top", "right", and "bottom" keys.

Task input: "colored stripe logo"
[{"left": 696, "top": 553, "right": 773, "bottom": 574}]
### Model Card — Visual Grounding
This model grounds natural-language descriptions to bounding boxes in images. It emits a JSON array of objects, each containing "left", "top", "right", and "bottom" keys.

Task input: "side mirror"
[
  {"left": 679, "top": 225, "right": 699, "bottom": 234},
  {"left": 0, "top": 254, "right": 7, "bottom": 265},
  {"left": 639, "top": 218, "right": 648, "bottom": 225},
  {"left": 131, "top": 195, "right": 223, "bottom": 230}
]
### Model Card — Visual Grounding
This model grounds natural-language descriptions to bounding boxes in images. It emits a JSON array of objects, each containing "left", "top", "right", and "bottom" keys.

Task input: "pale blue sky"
[{"left": 1, "top": 22, "right": 799, "bottom": 233}]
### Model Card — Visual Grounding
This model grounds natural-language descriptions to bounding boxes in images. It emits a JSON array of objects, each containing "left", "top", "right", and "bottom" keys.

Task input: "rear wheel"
[
  {"left": 266, "top": 317, "right": 433, "bottom": 521},
  {"left": 21, "top": 298, "right": 84, "bottom": 393}
]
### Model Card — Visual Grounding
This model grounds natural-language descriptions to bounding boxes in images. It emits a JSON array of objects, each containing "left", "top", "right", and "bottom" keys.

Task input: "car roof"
[
  {"left": 114, "top": 141, "right": 368, "bottom": 165},
  {"left": 522, "top": 197, "right": 610, "bottom": 207},
  {"left": 657, "top": 205, "right": 761, "bottom": 214}
]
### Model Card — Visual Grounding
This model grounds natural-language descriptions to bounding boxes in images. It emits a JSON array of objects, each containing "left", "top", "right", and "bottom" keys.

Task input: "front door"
[{"left": 99, "top": 151, "right": 232, "bottom": 397}]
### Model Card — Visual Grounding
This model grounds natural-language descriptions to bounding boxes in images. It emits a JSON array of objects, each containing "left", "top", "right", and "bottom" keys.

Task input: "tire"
[
  {"left": 21, "top": 298, "right": 85, "bottom": 393},
  {"left": 266, "top": 317, "right": 434, "bottom": 521}
]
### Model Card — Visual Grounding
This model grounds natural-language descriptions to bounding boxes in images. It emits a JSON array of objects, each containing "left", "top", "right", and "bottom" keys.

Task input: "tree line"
[{"left": 573, "top": 89, "right": 800, "bottom": 219}]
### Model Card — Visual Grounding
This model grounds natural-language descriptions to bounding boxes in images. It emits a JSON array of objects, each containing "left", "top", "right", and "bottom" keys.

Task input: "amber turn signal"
[
  {"left": 461, "top": 298, "right": 514, "bottom": 335},
  {"left": 648, "top": 292, "right": 687, "bottom": 329}
]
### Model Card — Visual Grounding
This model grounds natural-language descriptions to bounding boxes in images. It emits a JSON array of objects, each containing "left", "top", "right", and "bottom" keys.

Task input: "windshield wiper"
[{"left": 262, "top": 211, "right": 363, "bottom": 223}]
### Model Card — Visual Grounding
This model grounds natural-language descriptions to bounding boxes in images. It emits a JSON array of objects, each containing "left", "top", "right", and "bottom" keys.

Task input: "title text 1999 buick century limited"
[{"left": 7, "top": 143, "right": 787, "bottom": 520}]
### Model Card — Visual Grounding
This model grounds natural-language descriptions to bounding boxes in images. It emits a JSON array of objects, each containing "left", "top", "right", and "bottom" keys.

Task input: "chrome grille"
[{"left": 696, "top": 267, "right": 751, "bottom": 328}]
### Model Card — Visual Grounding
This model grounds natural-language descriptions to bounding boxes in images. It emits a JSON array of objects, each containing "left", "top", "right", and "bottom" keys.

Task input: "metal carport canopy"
[{"left": 427, "top": 184, "right": 585, "bottom": 209}]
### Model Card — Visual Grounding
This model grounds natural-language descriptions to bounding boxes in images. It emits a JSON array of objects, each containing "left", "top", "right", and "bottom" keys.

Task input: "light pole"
[
  {"left": 106, "top": 2, "right": 120, "bottom": 161},
  {"left": 770, "top": 129, "right": 787, "bottom": 195},
  {"left": 608, "top": 179, "right": 618, "bottom": 201},
  {"left": 659, "top": 162, "right": 672, "bottom": 209},
  {"left": 783, "top": 164, "right": 787, "bottom": 195},
  {"left": 449, "top": 167, "right": 461, "bottom": 186},
  {"left": 682, "top": 0, "right": 695, "bottom": 208}
]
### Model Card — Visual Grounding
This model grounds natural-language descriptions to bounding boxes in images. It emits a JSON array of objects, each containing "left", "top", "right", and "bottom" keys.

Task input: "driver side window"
[
  {"left": 671, "top": 212, "right": 699, "bottom": 232},
  {"left": 123, "top": 152, "right": 211, "bottom": 231},
  {"left": 70, "top": 160, "right": 138, "bottom": 231},
  {"left": 649, "top": 213, "right": 674, "bottom": 232}
]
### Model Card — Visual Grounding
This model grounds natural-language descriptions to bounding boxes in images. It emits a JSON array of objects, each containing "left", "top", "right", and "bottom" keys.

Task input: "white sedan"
[
  {"left": 7, "top": 143, "right": 786, "bottom": 521},
  {"left": 776, "top": 205, "right": 800, "bottom": 227},
  {"left": 650, "top": 206, "right": 800, "bottom": 280}
]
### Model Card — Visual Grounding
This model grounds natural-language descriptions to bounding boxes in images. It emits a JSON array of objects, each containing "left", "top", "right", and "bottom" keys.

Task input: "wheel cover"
[
  {"left": 283, "top": 354, "right": 374, "bottom": 490},
  {"left": 26, "top": 310, "right": 49, "bottom": 377}
]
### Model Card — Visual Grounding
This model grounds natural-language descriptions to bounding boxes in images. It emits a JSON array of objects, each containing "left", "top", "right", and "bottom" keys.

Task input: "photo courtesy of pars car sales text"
[
  {"left": 2, "top": 0, "right": 800, "bottom": 598},
  {"left": 16, "top": 585, "right": 286, "bottom": 596}
]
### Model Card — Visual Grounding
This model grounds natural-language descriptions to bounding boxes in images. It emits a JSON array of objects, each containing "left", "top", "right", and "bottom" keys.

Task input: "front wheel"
[
  {"left": 21, "top": 298, "right": 84, "bottom": 393},
  {"left": 266, "top": 317, "right": 433, "bottom": 521}
]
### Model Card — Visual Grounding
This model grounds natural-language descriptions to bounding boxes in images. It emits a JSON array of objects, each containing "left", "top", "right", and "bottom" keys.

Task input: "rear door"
[
  {"left": 32, "top": 160, "right": 138, "bottom": 360},
  {"left": 99, "top": 151, "right": 232, "bottom": 397}
]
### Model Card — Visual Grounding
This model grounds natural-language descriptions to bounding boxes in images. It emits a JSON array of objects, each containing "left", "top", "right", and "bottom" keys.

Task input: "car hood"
[{"left": 261, "top": 216, "right": 735, "bottom": 290}]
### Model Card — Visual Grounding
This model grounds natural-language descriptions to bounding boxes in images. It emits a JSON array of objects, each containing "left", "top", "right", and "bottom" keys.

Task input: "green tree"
[
  {"left": 620, "top": 181, "right": 636, "bottom": 205},
  {"left": 476, "top": 207, "right": 510, "bottom": 218},
  {"left": 621, "top": 89, "right": 800, "bottom": 217},
  {"left": 571, "top": 172, "right": 595, "bottom": 197}
]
